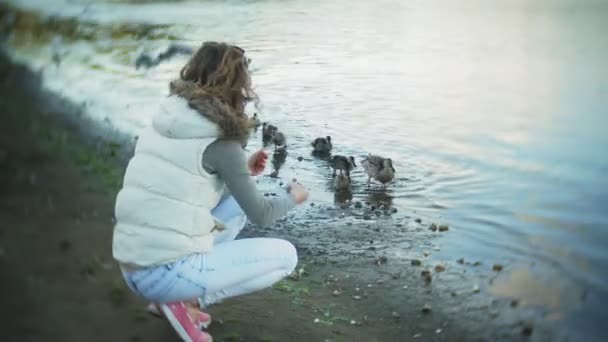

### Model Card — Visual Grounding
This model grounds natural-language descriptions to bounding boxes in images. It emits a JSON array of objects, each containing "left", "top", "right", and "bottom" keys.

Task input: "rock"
[
  {"left": 332, "top": 290, "right": 341, "bottom": 296},
  {"left": 473, "top": 284, "right": 480, "bottom": 293},
  {"left": 429, "top": 223, "right": 437, "bottom": 232},
  {"left": 413, "top": 333, "right": 422, "bottom": 339},
  {"left": 370, "top": 205, "right": 377, "bottom": 211},
  {"left": 270, "top": 170, "right": 279, "bottom": 178},
  {"left": 297, "top": 156, "right": 303, "bottom": 162},
  {"left": 424, "top": 274, "right": 432, "bottom": 283},
  {"left": 58, "top": 239, "right": 71, "bottom": 252},
  {"left": 340, "top": 203, "right": 349, "bottom": 209},
  {"left": 375, "top": 256, "right": 388, "bottom": 266},
  {"left": 421, "top": 304, "right": 432, "bottom": 314},
  {"left": 522, "top": 321, "right": 534, "bottom": 336},
  {"left": 354, "top": 201, "right": 363, "bottom": 209},
  {"left": 350, "top": 320, "right": 358, "bottom": 325},
  {"left": 391, "top": 208, "right": 398, "bottom": 213},
  {"left": 457, "top": 258, "right": 464, "bottom": 264},
  {"left": 314, "top": 318, "right": 320, "bottom": 324},
  {"left": 473, "top": 261, "right": 482, "bottom": 266},
  {"left": 423, "top": 251, "right": 429, "bottom": 257},
  {"left": 421, "top": 270, "right": 431, "bottom": 277},
  {"left": 310, "top": 202, "right": 315, "bottom": 207},
  {"left": 510, "top": 299, "right": 519, "bottom": 307},
  {"left": 352, "top": 295, "right": 361, "bottom": 300},
  {"left": 415, "top": 218, "right": 422, "bottom": 224},
  {"left": 365, "top": 201, "right": 370, "bottom": 206},
  {"left": 411, "top": 259, "right": 422, "bottom": 266},
  {"left": 492, "top": 264, "right": 503, "bottom": 272},
  {"left": 363, "top": 215, "right": 372, "bottom": 220},
  {"left": 434, "top": 265, "right": 446, "bottom": 273},
  {"left": 292, "top": 178, "right": 298, "bottom": 182},
  {"left": 435, "top": 329, "right": 442, "bottom": 334},
  {"left": 438, "top": 224, "right": 449, "bottom": 232},
  {"left": 270, "top": 192, "right": 277, "bottom": 196},
  {"left": 264, "top": 193, "right": 270, "bottom": 197},
  {"left": 374, "top": 210, "right": 382, "bottom": 217},
  {"left": 391, "top": 311, "right": 400, "bottom": 319}
]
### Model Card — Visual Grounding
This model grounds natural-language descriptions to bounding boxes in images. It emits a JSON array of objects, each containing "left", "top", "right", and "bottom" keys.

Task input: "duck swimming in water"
[
  {"left": 330, "top": 155, "right": 356, "bottom": 180},
  {"left": 311, "top": 136, "right": 332, "bottom": 154},
  {"left": 361, "top": 154, "right": 396, "bottom": 185},
  {"left": 262, "top": 123, "right": 277, "bottom": 143}
]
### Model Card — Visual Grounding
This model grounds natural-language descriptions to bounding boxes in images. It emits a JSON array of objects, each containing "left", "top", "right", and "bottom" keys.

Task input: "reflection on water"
[
  {"left": 489, "top": 266, "right": 585, "bottom": 321},
  {"left": 3, "top": 0, "right": 608, "bottom": 337}
]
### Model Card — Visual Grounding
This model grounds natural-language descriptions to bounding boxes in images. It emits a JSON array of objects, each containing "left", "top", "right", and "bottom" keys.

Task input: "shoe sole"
[
  {"left": 150, "top": 304, "right": 211, "bottom": 329},
  {"left": 160, "top": 304, "right": 195, "bottom": 342}
]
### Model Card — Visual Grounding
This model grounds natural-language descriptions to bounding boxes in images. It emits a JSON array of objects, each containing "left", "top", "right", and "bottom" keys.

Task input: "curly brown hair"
[
  {"left": 169, "top": 42, "right": 258, "bottom": 140},
  {"left": 178, "top": 41, "right": 257, "bottom": 114}
]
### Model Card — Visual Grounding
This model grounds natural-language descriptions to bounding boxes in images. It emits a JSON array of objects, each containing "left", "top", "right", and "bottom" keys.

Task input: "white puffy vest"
[{"left": 112, "top": 96, "right": 225, "bottom": 267}]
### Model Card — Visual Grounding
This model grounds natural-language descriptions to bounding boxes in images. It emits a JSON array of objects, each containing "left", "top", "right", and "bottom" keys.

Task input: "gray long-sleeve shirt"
[{"left": 202, "top": 140, "right": 295, "bottom": 226}]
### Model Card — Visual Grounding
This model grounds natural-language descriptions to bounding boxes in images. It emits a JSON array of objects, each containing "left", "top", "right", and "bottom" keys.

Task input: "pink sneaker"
[
  {"left": 159, "top": 302, "right": 213, "bottom": 342},
  {"left": 148, "top": 302, "right": 212, "bottom": 329}
]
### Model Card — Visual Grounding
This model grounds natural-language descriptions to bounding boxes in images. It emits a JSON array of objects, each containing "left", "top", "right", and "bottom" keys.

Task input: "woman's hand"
[
  {"left": 287, "top": 182, "right": 309, "bottom": 204},
  {"left": 248, "top": 149, "right": 268, "bottom": 176}
]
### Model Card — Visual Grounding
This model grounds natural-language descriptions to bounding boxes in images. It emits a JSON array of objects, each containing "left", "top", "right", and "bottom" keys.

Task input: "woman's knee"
[{"left": 273, "top": 238, "right": 298, "bottom": 273}]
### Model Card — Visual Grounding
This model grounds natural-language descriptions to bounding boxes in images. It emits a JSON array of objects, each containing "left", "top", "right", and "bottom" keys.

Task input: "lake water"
[{"left": 2, "top": 0, "right": 607, "bottom": 338}]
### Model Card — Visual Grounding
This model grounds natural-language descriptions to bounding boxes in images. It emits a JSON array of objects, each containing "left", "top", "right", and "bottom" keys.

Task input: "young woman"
[{"left": 113, "top": 42, "right": 308, "bottom": 342}]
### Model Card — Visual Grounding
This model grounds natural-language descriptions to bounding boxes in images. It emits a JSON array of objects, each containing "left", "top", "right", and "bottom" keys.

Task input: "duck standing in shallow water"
[
  {"left": 311, "top": 136, "right": 332, "bottom": 154},
  {"left": 362, "top": 154, "right": 396, "bottom": 186},
  {"left": 273, "top": 131, "right": 287, "bottom": 151},
  {"left": 330, "top": 155, "right": 356, "bottom": 180},
  {"left": 334, "top": 173, "right": 351, "bottom": 192}
]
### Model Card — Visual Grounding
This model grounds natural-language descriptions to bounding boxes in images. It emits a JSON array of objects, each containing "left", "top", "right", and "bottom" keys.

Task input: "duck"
[
  {"left": 361, "top": 154, "right": 396, "bottom": 185},
  {"left": 330, "top": 155, "right": 356, "bottom": 180},
  {"left": 248, "top": 113, "right": 262, "bottom": 128},
  {"left": 334, "top": 173, "right": 351, "bottom": 191},
  {"left": 262, "top": 122, "right": 277, "bottom": 143},
  {"left": 311, "top": 136, "right": 332, "bottom": 154},
  {"left": 273, "top": 131, "right": 287, "bottom": 151}
]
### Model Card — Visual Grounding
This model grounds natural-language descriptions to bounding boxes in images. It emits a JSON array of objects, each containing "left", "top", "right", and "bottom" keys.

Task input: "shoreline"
[{"left": 0, "top": 49, "right": 576, "bottom": 341}]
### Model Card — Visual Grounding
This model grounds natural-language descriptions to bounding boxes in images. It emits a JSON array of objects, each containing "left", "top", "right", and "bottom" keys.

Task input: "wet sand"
[{"left": 0, "top": 51, "right": 567, "bottom": 342}]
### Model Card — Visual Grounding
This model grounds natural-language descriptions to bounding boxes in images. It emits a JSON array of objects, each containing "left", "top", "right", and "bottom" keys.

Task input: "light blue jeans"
[{"left": 121, "top": 196, "right": 298, "bottom": 307}]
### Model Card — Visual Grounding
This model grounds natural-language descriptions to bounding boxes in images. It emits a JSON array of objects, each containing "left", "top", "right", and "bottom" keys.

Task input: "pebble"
[
  {"left": 310, "top": 202, "right": 315, "bottom": 207},
  {"left": 363, "top": 215, "right": 372, "bottom": 220},
  {"left": 403, "top": 285, "right": 409, "bottom": 289},
  {"left": 413, "top": 333, "right": 422, "bottom": 338},
  {"left": 264, "top": 193, "right": 270, "bottom": 197},
  {"left": 438, "top": 224, "right": 449, "bottom": 232},
  {"left": 354, "top": 201, "right": 363, "bottom": 209},
  {"left": 510, "top": 299, "right": 519, "bottom": 307},
  {"left": 297, "top": 156, "right": 303, "bottom": 162},
  {"left": 374, "top": 210, "right": 382, "bottom": 217},
  {"left": 292, "top": 178, "right": 298, "bottom": 182},
  {"left": 457, "top": 258, "right": 464, "bottom": 264},
  {"left": 429, "top": 223, "right": 437, "bottom": 232},
  {"left": 421, "top": 270, "right": 431, "bottom": 277},
  {"left": 370, "top": 205, "right": 377, "bottom": 211},
  {"left": 473, "top": 284, "right": 480, "bottom": 293},
  {"left": 492, "top": 264, "right": 504, "bottom": 272},
  {"left": 375, "top": 256, "right": 388, "bottom": 266},
  {"left": 473, "top": 261, "right": 482, "bottom": 266},
  {"left": 355, "top": 287, "right": 360, "bottom": 292},
  {"left": 434, "top": 265, "right": 446, "bottom": 273},
  {"left": 352, "top": 295, "right": 362, "bottom": 300},
  {"left": 424, "top": 274, "right": 432, "bottom": 283},
  {"left": 411, "top": 259, "right": 422, "bottom": 266},
  {"left": 350, "top": 320, "right": 358, "bottom": 326},
  {"left": 340, "top": 203, "right": 349, "bottom": 209},
  {"left": 332, "top": 290, "right": 341, "bottom": 296},
  {"left": 415, "top": 218, "right": 422, "bottom": 223},
  {"left": 391, "top": 208, "right": 398, "bottom": 213},
  {"left": 314, "top": 318, "right": 320, "bottom": 324},
  {"left": 421, "top": 304, "right": 432, "bottom": 314},
  {"left": 522, "top": 321, "right": 534, "bottom": 336},
  {"left": 435, "top": 329, "right": 442, "bottom": 334},
  {"left": 391, "top": 311, "right": 400, "bottom": 319},
  {"left": 423, "top": 251, "right": 429, "bottom": 257}
]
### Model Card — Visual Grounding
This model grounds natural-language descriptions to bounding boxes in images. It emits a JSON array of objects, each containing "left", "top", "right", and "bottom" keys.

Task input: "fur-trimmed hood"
[{"left": 157, "top": 79, "right": 250, "bottom": 141}]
